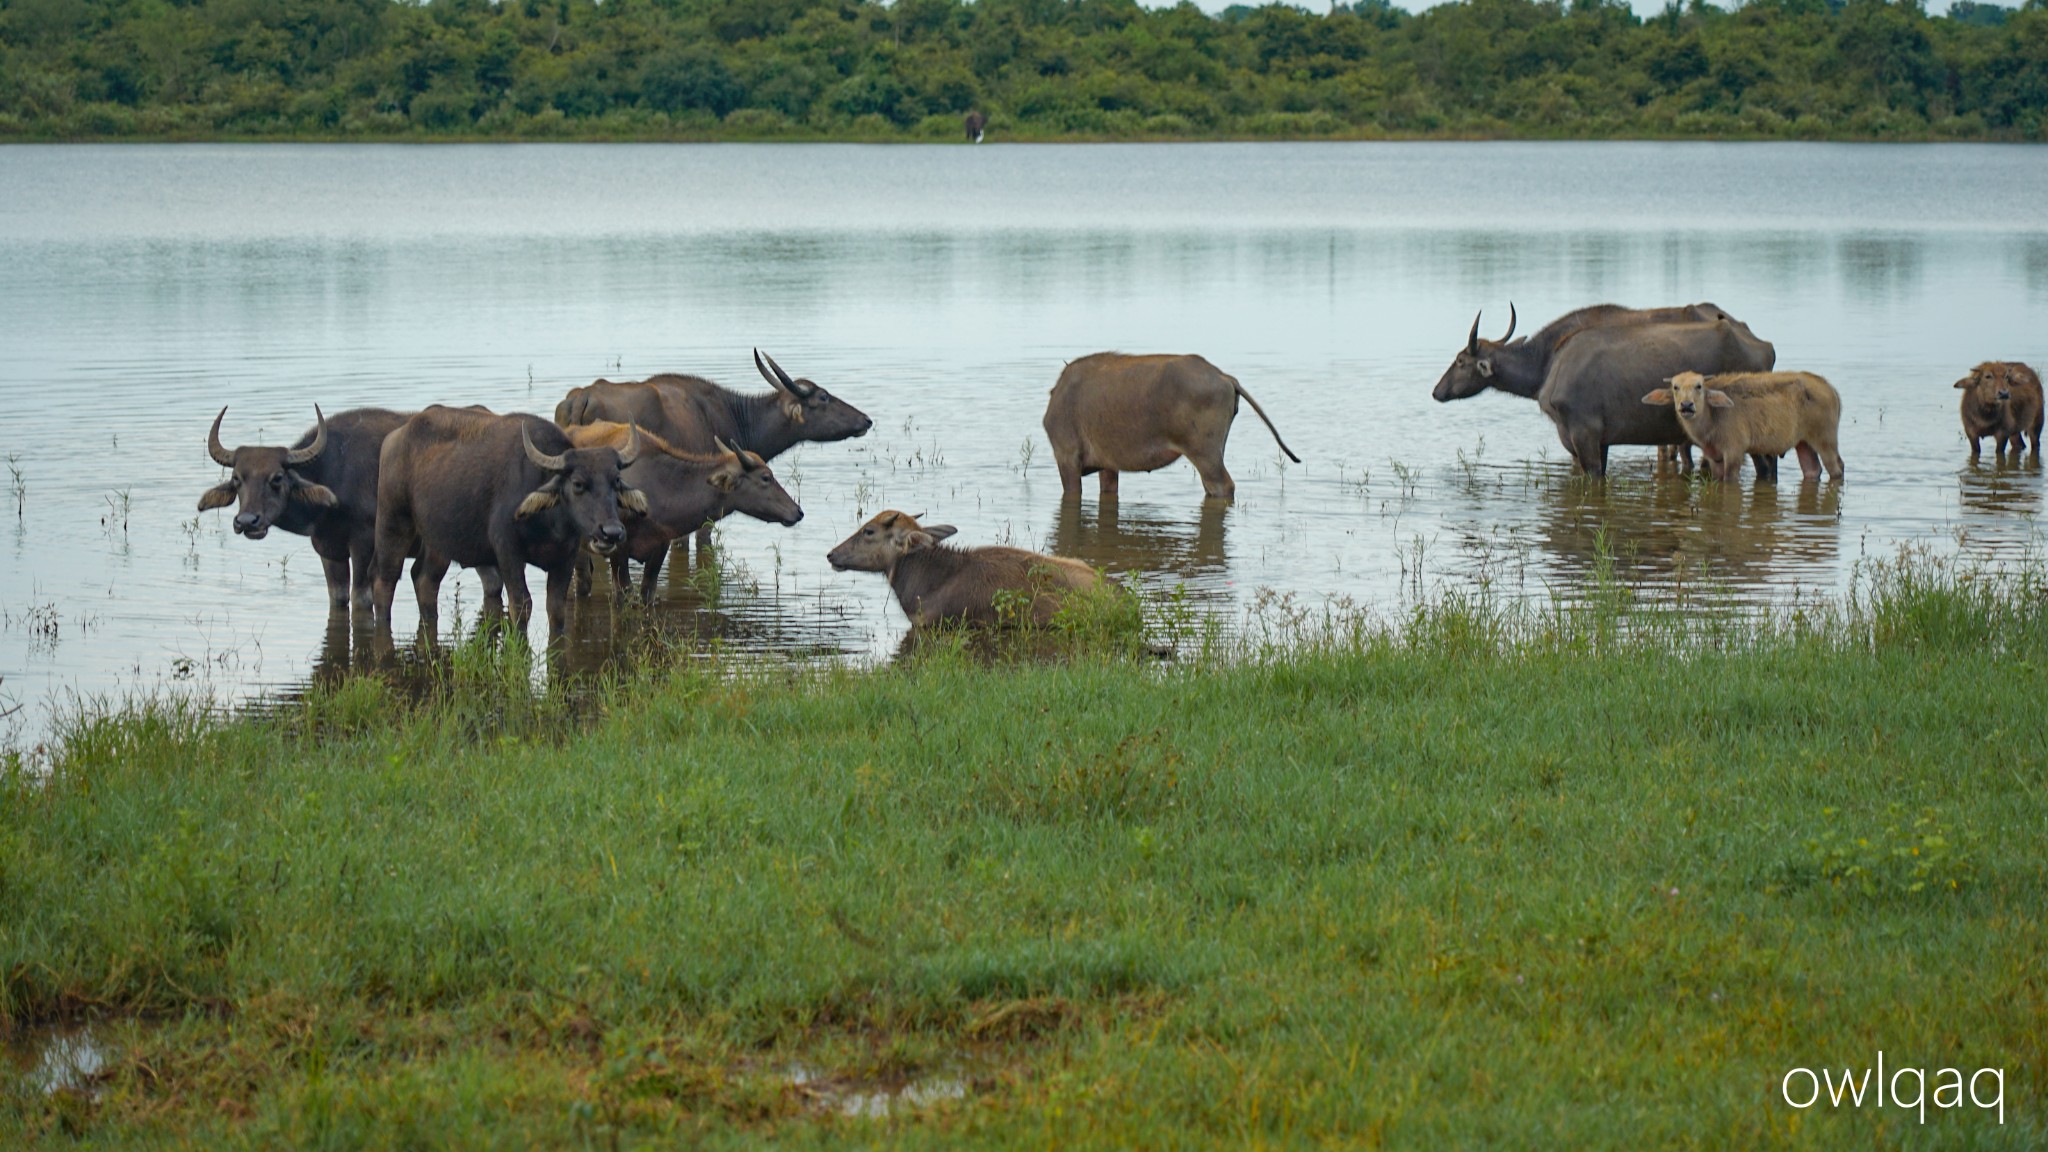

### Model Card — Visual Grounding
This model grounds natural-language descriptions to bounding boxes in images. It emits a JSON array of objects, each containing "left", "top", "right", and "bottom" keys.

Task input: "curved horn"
[
  {"left": 207, "top": 406, "right": 235, "bottom": 467},
  {"left": 1466, "top": 312, "right": 1482, "bottom": 356},
  {"left": 753, "top": 348, "right": 784, "bottom": 392},
  {"left": 522, "top": 424, "right": 567, "bottom": 473},
  {"left": 1500, "top": 303, "right": 1517, "bottom": 343},
  {"left": 285, "top": 405, "right": 327, "bottom": 466},
  {"left": 615, "top": 424, "right": 641, "bottom": 469},
  {"left": 759, "top": 350, "right": 797, "bottom": 390}
]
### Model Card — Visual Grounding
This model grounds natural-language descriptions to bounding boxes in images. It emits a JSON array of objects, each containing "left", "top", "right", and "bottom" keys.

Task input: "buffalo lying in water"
[
  {"left": 1042, "top": 352, "right": 1299, "bottom": 502},
  {"left": 371, "top": 406, "right": 644, "bottom": 637},
  {"left": 828, "top": 510, "right": 1102, "bottom": 626},
  {"left": 198, "top": 406, "right": 408, "bottom": 614},
  {"left": 563, "top": 421, "right": 804, "bottom": 605}
]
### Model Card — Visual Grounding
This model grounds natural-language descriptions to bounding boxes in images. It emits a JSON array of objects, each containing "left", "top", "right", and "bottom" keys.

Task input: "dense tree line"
[{"left": 3, "top": 0, "right": 2046, "bottom": 140}]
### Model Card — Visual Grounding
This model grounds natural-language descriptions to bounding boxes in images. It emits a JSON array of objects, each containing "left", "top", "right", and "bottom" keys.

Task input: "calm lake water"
[{"left": 1, "top": 142, "right": 2044, "bottom": 746}]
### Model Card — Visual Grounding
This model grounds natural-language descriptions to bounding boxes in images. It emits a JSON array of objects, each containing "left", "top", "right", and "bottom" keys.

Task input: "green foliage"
[
  {"left": 1, "top": 0, "right": 2044, "bottom": 140},
  {"left": 1808, "top": 805, "right": 1978, "bottom": 897}
]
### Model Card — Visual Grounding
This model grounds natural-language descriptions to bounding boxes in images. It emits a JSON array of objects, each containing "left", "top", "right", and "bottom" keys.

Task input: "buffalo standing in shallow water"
[
  {"left": 371, "top": 406, "right": 644, "bottom": 638},
  {"left": 198, "top": 406, "right": 408, "bottom": 614},
  {"left": 563, "top": 421, "right": 804, "bottom": 605},
  {"left": 1536, "top": 317, "right": 1777, "bottom": 477},
  {"left": 1955, "top": 361, "right": 2043, "bottom": 461},
  {"left": 1042, "top": 352, "right": 1299, "bottom": 502}
]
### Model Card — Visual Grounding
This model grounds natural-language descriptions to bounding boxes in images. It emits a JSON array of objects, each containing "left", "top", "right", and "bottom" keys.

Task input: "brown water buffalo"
[
  {"left": 198, "top": 406, "right": 409, "bottom": 613},
  {"left": 1538, "top": 317, "right": 1778, "bottom": 477},
  {"left": 371, "top": 407, "right": 644, "bottom": 637},
  {"left": 1042, "top": 352, "right": 1299, "bottom": 501},
  {"left": 964, "top": 110, "right": 987, "bottom": 142},
  {"left": 827, "top": 510, "right": 1101, "bottom": 626},
  {"left": 1643, "top": 371, "right": 1845, "bottom": 483},
  {"left": 555, "top": 350, "right": 871, "bottom": 462},
  {"left": 564, "top": 421, "right": 803, "bottom": 605},
  {"left": 1955, "top": 361, "right": 2044, "bottom": 460}
]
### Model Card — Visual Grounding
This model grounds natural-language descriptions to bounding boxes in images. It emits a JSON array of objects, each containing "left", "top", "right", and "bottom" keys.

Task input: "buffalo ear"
[
  {"left": 780, "top": 397, "right": 807, "bottom": 425},
  {"left": 903, "top": 530, "right": 935, "bottom": 553},
  {"left": 515, "top": 475, "right": 564, "bottom": 519},
  {"left": 924, "top": 524, "right": 959, "bottom": 542},
  {"left": 617, "top": 486, "right": 649, "bottom": 517},
  {"left": 708, "top": 468, "right": 739, "bottom": 493},
  {"left": 290, "top": 478, "right": 338, "bottom": 507},
  {"left": 1706, "top": 389, "right": 1735, "bottom": 409},
  {"left": 1474, "top": 359, "right": 1494, "bottom": 378},
  {"left": 1954, "top": 378, "right": 1971, "bottom": 389},
  {"left": 1642, "top": 389, "right": 1672, "bottom": 406},
  {"left": 197, "top": 481, "right": 237, "bottom": 511}
]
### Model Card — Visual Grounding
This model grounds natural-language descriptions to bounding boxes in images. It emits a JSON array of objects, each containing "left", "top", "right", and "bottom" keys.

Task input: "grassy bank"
[{"left": 3, "top": 555, "right": 2044, "bottom": 1147}]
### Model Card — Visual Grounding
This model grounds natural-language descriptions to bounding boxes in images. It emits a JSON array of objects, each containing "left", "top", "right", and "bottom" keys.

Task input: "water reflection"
[{"left": 1048, "top": 500, "right": 1230, "bottom": 587}]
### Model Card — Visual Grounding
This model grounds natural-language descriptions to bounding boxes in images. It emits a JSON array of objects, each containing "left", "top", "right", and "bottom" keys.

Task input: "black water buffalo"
[
  {"left": 564, "top": 421, "right": 804, "bottom": 605},
  {"left": 1042, "top": 352, "right": 1299, "bottom": 502},
  {"left": 197, "top": 406, "right": 408, "bottom": 613},
  {"left": 370, "top": 406, "right": 643, "bottom": 637},
  {"left": 555, "top": 350, "right": 872, "bottom": 462},
  {"left": 1539, "top": 317, "right": 1778, "bottom": 477},
  {"left": 964, "top": 111, "right": 987, "bottom": 142},
  {"left": 1432, "top": 303, "right": 1743, "bottom": 405}
]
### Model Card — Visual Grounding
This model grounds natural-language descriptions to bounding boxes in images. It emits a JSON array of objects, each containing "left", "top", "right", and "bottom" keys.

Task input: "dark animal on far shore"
[
  {"left": 564, "top": 421, "right": 803, "bottom": 605},
  {"left": 1042, "top": 352, "right": 1299, "bottom": 502},
  {"left": 1643, "top": 371, "right": 1845, "bottom": 483},
  {"left": 371, "top": 406, "right": 644, "bottom": 637},
  {"left": 1537, "top": 317, "right": 1778, "bottom": 477},
  {"left": 198, "top": 406, "right": 408, "bottom": 614},
  {"left": 1433, "top": 302, "right": 1781, "bottom": 479},
  {"left": 964, "top": 110, "right": 986, "bottom": 142},
  {"left": 1955, "top": 361, "right": 2043, "bottom": 461},
  {"left": 827, "top": 510, "right": 1101, "bottom": 626}
]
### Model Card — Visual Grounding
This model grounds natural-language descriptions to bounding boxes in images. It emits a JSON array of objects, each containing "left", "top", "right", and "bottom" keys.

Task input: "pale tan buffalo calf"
[
  {"left": 1642, "top": 371, "right": 1845, "bottom": 483},
  {"left": 827, "top": 510, "right": 1101, "bottom": 626},
  {"left": 1042, "top": 353, "right": 1298, "bottom": 501}
]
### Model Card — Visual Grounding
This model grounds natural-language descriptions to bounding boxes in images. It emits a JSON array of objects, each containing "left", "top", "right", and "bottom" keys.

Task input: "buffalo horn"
[
  {"left": 522, "top": 424, "right": 568, "bottom": 473},
  {"left": 615, "top": 424, "right": 641, "bottom": 469},
  {"left": 1466, "top": 312, "right": 1482, "bottom": 356},
  {"left": 207, "top": 406, "right": 235, "bottom": 467},
  {"left": 285, "top": 405, "right": 328, "bottom": 466},
  {"left": 1500, "top": 303, "right": 1517, "bottom": 343},
  {"left": 758, "top": 349, "right": 815, "bottom": 399},
  {"left": 753, "top": 348, "right": 784, "bottom": 392}
]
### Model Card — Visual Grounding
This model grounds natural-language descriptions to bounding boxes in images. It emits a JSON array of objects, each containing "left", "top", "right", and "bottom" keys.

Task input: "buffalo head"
[
  {"left": 1644, "top": 372, "right": 1732, "bottom": 424},
  {"left": 755, "top": 348, "right": 873, "bottom": 442},
  {"left": 710, "top": 437, "right": 804, "bottom": 526},
  {"left": 1955, "top": 363, "right": 2014, "bottom": 408},
  {"left": 1432, "top": 305, "right": 1517, "bottom": 402},
  {"left": 197, "top": 406, "right": 337, "bottom": 540},
  {"left": 515, "top": 424, "right": 645, "bottom": 555},
  {"left": 827, "top": 510, "right": 956, "bottom": 572}
]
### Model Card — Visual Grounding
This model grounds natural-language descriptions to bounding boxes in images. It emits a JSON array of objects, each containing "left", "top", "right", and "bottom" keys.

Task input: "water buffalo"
[
  {"left": 1538, "top": 318, "right": 1778, "bottom": 477},
  {"left": 1955, "top": 361, "right": 2043, "bottom": 460},
  {"left": 370, "top": 406, "right": 644, "bottom": 637},
  {"left": 1432, "top": 302, "right": 1777, "bottom": 477},
  {"left": 1042, "top": 352, "right": 1299, "bottom": 501},
  {"left": 1644, "top": 371, "right": 1844, "bottom": 483},
  {"left": 563, "top": 421, "right": 804, "bottom": 605},
  {"left": 964, "top": 111, "right": 987, "bottom": 142},
  {"left": 554, "top": 350, "right": 871, "bottom": 462},
  {"left": 198, "top": 406, "right": 409, "bottom": 613},
  {"left": 827, "top": 510, "right": 1101, "bottom": 626}
]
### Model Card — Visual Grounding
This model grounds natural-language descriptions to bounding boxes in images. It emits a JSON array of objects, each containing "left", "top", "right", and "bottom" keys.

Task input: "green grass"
[{"left": 2, "top": 553, "right": 2043, "bottom": 1147}]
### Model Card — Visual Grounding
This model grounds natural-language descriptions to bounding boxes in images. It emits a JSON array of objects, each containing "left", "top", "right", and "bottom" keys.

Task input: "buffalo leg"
[
  {"left": 1569, "top": 431, "right": 1607, "bottom": 478},
  {"left": 319, "top": 553, "right": 352, "bottom": 611},
  {"left": 1099, "top": 469, "right": 1121, "bottom": 498},
  {"left": 1054, "top": 453, "right": 1083, "bottom": 500},
  {"left": 545, "top": 567, "right": 572, "bottom": 638},
  {"left": 370, "top": 509, "right": 416, "bottom": 630},
  {"left": 1969, "top": 434, "right": 1983, "bottom": 461},
  {"left": 1794, "top": 443, "right": 1822, "bottom": 482},
  {"left": 411, "top": 552, "right": 451, "bottom": 626},
  {"left": 695, "top": 523, "right": 714, "bottom": 555},
  {"left": 610, "top": 550, "right": 633, "bottom": 604},
  {"left": 1750, "top": 452, "right": 1779, "bottom": 484},
  {"left": 639, "top": 549, "right": 666, "bottom": 607},
  {"left": 1190, "top": 459, "right": 1235, "bottom": 501},
  {"left": 500, "top": 565, "right": 534, "bottom": 633},
  {"left": 348, "top": 533, "right": 377, "bottom": 617},
  {"left": 574, "top": 550, "right": 594, "bottom": 598}
]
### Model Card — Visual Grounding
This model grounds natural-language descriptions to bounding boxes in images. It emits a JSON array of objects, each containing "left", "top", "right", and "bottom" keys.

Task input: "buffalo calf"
[
  {"left": 1643, "top": 371, "right": 1844, "bottom": 483},
  {"left": 827, "top": 510, "right": 1101, "bottom": 626},
  {"left": 1955, "top": 361, "right": 2044, "bottom": 460}
]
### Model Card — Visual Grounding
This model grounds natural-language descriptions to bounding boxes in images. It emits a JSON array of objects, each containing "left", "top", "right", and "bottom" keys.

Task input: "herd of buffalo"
[{"left": 198, "top": 305, "right": 2045, "bottom": 638}]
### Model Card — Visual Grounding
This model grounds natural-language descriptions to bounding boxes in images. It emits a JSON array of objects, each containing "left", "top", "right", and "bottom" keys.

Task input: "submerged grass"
[{"left": 2, "top": 551, "right": 2044, "bottom": 1147}]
